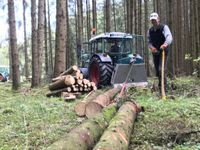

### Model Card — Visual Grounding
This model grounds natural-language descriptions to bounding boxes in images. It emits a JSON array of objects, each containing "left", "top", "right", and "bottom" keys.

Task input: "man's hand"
[
  {"left": 160, "top": 43, "right": 168, "bottom": 50},
  {"left": 150, "top": 47, "right": 158, "bottom": 53}
]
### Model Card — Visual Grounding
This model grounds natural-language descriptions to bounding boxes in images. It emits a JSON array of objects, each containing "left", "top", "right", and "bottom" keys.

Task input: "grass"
[
  {"left": 128, "top": 76, "right": 200, "bottom": 150},
  {"left": 0, "top": 76, "right": 200, "bottom": 149},
  {"left": 0, "top": 82, "right": 82, "bottom": 149}
]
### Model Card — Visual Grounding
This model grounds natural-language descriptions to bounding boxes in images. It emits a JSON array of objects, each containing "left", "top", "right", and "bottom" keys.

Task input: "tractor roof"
[{"left": 89, "top": 32, "right": 132, "bottom": 42}]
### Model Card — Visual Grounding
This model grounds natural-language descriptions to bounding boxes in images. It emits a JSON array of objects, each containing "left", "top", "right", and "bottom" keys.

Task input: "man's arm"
[{"left": 163, "top": 25, "right": 173, "bottom": 46}]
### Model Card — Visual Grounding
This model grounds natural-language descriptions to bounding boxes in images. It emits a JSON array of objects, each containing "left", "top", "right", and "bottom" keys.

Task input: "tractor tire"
[{"left": 89, "top": 56, "right": 113, "bottom": 88}]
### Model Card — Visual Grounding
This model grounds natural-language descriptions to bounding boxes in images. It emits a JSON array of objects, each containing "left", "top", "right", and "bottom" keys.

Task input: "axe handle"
[{"left": 161, "top": 49, "right": 166, "bottom": 100}]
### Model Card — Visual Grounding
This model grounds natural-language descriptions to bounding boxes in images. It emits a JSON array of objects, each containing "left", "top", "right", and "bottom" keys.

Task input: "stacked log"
[
  {"left": 93, "top": 101, "right": 141, "bottom": 150},
  {"left": 47, "top": 103, "right": 117, "bottom": 150},
  {"left": 46, "top": 65, "right": 97, "bottom": 100}
]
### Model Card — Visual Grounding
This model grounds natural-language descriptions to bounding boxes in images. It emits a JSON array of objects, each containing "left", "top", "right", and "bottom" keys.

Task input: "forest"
[{"left": 0, "top": 0, "right": 200, "bottom": 149}]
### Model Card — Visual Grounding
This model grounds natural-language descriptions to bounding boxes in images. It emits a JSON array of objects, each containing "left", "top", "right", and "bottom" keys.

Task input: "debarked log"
[
  {"left": 74, "top": 90, "right": 103, "bottom": 117},
  {"left": 93, "top": 101, "right": 140, "bottom": 150},
  {"left": 85, "top": 88, "right": 120, "bottom": 118},
  {"left": 47, "top": 103, "right": 117, "bottom": 150}
]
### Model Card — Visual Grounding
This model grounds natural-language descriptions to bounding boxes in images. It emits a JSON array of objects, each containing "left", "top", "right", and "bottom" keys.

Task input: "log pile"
[
  {"left": 48, "top": 98, "right": 142, "bottom": 150},
  {"left": 46, "top": 65, "right": 97, "bottom": 100}
]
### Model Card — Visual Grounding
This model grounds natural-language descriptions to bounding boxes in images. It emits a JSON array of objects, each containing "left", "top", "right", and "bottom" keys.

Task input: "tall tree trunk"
[
  {"left": 194, "top": 0, "right": 199, "bottom": 77},
  {"left": 37, "top": 0, "right": 45, "bottom": 82},
  {"left": 133, "top": 0, "right": 137, "bottom": 34},
  {"left": 86, "top": 0, "right": 91, "bottom": 41},
  {"left": 197, "top": 0, "right": 200, "bottom": 77},
  {"left": 123, "top": 0, "right": 127, "bottom": 32},
  {"left": 31, "top": 0, "right": 39, "bottom": 87},
  {"left": 47, "top": 0, "right": 53, "bottom": 77},
  {"left": 44, "top": 0, "right": 49, "bottom": 78},
  {"left": 138, "top": 0, "right": 142, "bottom": 34},
  {"left": 144, "top": 0, "right": 149, "bottom": 76},
  {"left": 8, "top": 0, "right": 20, "bottom": 90},
  {"left": 189, "top": 0, "right": 194, "bottom": 74},
  {"left": 183, "top": 0, "right": 189, "bottom": 75},
  {"left": 77, "top": 0, "right": 83, "bottom": 66},
  {"left": 66, "top": 0, "right": 70, "bottom": 68},
  {"left": 112, "top": 0, "right": 116, "bottom": 32},
  {"left": 22, "top": 0, "right": 29, "bottom": 79},
  {"left": 167, "top": 0, "right": 175, "bottom": 77},
  {"left": 105, "top": 0, "right": 111, "bottom": 32},
  {"left": 92, "top": 0, "right": 97, "bottom": 35},
  {"left": 54, "top": 0, "right": 67, "bottom": 77}
]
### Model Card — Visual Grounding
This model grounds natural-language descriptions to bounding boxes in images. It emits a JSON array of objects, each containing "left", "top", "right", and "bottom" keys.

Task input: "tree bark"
[
  {"left": 85, "top": 88, "right": 120, "bottom": 118},
  {"left": 93, "top": 101, "right": 140, "bottom": 150},
  {"left": 47, "top": 0, "right": 53, "bottom": 77},
  {"left": 105, "top": 0, "right": 111, "bottom": 32},
  {"left": 54, "top": 0, "right": 67, "bottom": 77},
  {"left": 112, "top": 0, "right": 116, "bottom": 31},
  {"left": 31, "top": 0, "right": 39, "bottom": 87},
  {"left": 8, "top": 0, "right": 20, "bottom": 90},
  {"left": 77, "top": 0, "right": 83, "bottom": 66},
  {"left": 92, "top": 0, "right": 97, "bottom": 35},
  {"left": 37, "top": 0, "right": 45, "bottom": 82},
  {"left": 47, "top": 103, "right": 117, "bottom": 150},
  {"left": 22, "top": 0, "right": 29, "bottom": 79}
]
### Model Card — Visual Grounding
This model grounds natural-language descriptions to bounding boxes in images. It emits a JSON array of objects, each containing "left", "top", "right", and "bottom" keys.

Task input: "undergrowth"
[{"left": 128, "top": 76, "right": 200, "bottom": 150}]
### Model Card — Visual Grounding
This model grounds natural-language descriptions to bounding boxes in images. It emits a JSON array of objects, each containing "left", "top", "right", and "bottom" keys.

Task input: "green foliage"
[{"left": 0, "top": 46, "right": 9, "bottom": 66}]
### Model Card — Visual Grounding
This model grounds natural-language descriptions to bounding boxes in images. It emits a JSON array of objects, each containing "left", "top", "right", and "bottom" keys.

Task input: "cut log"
[
  {"left": 79, "top": 73, "right": 83, "bottom": 80},
  {"left": 49, "top": 78, "right": 66, "bottom": 91},
  {"left": 74, "top": 90, "right": 103, "bottom": 117},
  {"left": 83, "top": 79, "right": 89, "bottom": 85},
  {"left": 47, "top": 103, "right": 117, "bottom": 150},
  {"left": 51, "top": 75, "right": 65, "bottom": 82},
  {"left": 93, "top": 101, "right": 141, "bottom": 150},
  {"left": 85, "top": 88, "right": 120, "bottom": 118},
  {"left": 64, "top": 75, "right": 76, "bottom": 86},
  {"left": 59, "top": 65, "right": 78, "bottom": 76},
  {"left": 64, "top": 93, "right": 76, "bottom": 101},
  {"left": 49, "top": 75, "right": 75, "bottom": 91},
  {"left": 46, "top": 87, "right": 72, "bottom": 97}
]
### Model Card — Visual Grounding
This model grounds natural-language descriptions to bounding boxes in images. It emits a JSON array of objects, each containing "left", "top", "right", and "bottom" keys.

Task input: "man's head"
[{"left": 150, "top": 12, "right": 159, "bottom": 26}]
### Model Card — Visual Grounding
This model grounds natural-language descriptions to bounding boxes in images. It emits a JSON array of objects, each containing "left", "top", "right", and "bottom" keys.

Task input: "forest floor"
[{"left": 0, "top": 76, "right": 200, "bottom": 149}]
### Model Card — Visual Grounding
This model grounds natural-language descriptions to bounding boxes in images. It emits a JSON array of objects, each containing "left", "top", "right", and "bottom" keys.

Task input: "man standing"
[{"left": 148, "top": 12, "right": 173, "bottom": 94}]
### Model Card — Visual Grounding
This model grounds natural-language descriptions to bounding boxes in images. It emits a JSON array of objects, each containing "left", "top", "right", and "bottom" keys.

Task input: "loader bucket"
[{"left": 111, "top": 64, "right": 148, "bottom": 88}]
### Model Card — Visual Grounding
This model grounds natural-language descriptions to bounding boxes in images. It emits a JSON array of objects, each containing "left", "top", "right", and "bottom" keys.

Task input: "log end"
[
  {"left": 85, "top": 102, "right": 103, "bottom": 119},
  {"left": 74, "top": 102, "right": 87, "bottom": 117}
]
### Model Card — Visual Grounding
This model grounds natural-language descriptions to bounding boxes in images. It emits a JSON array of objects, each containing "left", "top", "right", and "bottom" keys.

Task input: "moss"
[{"left": 102, "top": 103, "right": 117, "bottom": 122}]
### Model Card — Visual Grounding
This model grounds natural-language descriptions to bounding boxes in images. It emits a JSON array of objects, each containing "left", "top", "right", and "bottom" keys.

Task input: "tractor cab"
[{"left": 80, "top": 32, "right": 147, "bottom": 88}]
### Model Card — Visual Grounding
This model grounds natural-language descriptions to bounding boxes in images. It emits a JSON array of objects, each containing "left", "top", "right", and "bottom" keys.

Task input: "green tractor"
[
  {"left": 80, "top": 32, "right": 147, "bottom": 88},
  {"left": 0, "top": 65, "right": 9, "bottom": 82}
]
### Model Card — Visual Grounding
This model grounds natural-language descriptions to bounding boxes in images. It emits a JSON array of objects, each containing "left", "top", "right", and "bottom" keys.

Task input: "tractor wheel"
[{"left": 89, "top": 56, "right": 113, "bottom": 88}]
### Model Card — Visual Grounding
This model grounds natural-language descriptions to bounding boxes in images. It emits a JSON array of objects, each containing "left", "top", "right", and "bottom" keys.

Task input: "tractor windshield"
[{"left": 104, "top": 38, "right": 132, "bottom": 54}]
